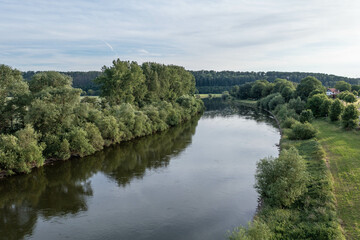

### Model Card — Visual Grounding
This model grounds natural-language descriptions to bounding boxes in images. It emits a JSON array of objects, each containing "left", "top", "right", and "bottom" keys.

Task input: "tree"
[
  {"left": 288, "top": 122, "right": 317, "bottom": 140},
  {"left": 288, "top": 97, "right": 306, "bottom": 114},
  {"left": 28, "top": 71, "right": 72, "bottom": 93},
  {"left": 296, "top": 76, "right": 324, "bottom": 100},
  {"left": 300, "top": 109, "right": 314, "bottom": 123},
  {"left": 255, "top": 147, "right": 308, "bottom": 207},
  {"left": 95, "top": 59, "right": 147, "bottom": 105},
  {"left": 0, "top": 65, "right": 30, "bottom": 133},
  {"left": 329, "top": 99, "right": 344, "bottom": 121},
  {"left": 335, "top": 80, "right": 351, "bottom": 92},
  {"left": 307, "top": 94, "right": 328, "bottom": 117},
  {"left": 342, "top": 104, "right": 359, "bottom": 129},
  {"left": 251, "top": 80, "right": 270, "bottom": 99}
]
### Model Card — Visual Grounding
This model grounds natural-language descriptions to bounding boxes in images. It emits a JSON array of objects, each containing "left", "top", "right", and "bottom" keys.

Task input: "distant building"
[{"left": 326, "top": 88, "right": 340, "bottom": 97}]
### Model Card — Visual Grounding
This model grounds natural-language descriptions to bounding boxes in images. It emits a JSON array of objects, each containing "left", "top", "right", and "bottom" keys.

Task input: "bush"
[
  {"left": 329, "top": 99, "right": 344, "bottom": 122},
  {"left": 228, "top": 220, "right": 274, "bottom": 240},
  {"left": 288, "top": 122, "right": 317, "bottom": 140},
  {"left": 0, "top": 125, "right": 44, "bottom": 173},
  {"left": 255, "top": 147, "right": 308, "bottom": 207},
  {"left": 307, "top": 94, "right": 328, "bottom": 117},
  {"left": 288, "top": 97, "right": 306, "bottom": 114},
  {"left": 281, "top": 118, "right": 298, "bottom": 129},
  {"left": 67, "top": 127, "right": 95, "bottom": 157},
  {"left": 300, "top": 109, "right": 314, "bottom": 123},
  {"left": 268, "top": 95, "right": 285, "bottom": 110},
  {"left": 341, "top": 104, "right": 359, "bottom": 129}
]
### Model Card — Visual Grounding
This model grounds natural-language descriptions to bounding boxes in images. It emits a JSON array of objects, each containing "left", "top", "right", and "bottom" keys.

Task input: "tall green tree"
[
  {"left": 296, "top": 76, "right": 324, "bottom": 100},
  {"left": 335, "top": 80, "right": 351, "bottom": 92},
  {"left": 0, "top": 65, "right": 30, "bottom": 133},
  {"left": 342, "top": 104, "right": 359, "bottom": 129},
  {"left": 95, "top": 59, "right": 147, "bottom": 105},
  {"left": 329, "top": 99, "right": 344, "bottom": 121}
]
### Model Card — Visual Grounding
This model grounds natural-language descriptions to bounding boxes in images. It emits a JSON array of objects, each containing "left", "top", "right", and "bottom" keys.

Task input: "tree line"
[
  {"left": 229, "top": 76, "right": 353, "bottom": 239},
  {"left": 0, "top": 59, "right": 204, "bottom": 174},
  {"left": 23, "top": 70, "right": 360, "bottom": 95}
]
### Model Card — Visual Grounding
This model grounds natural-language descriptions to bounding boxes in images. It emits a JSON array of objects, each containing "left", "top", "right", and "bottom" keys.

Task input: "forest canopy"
[{"left": 0, "top": 60, "right": 203, "bottom": 174}]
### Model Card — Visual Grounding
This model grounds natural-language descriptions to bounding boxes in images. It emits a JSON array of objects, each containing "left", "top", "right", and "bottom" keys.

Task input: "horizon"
[{"left": 2, "top": 0, "right": 360, "bottom": 78}]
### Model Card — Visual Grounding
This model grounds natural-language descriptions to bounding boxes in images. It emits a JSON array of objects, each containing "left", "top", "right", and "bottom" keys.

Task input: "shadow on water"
[
  {"left": 0, "top": 116, "right": 200, "bottom": 240},
  {"left": 203, "top": 98, "right": 278, "bottom": 129},
  {"left": 0, "top": 99, "right": 280, "bottom": 240}
]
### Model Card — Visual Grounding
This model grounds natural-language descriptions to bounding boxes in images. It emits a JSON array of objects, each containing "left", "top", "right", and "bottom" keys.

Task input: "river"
[{"left": 0, "top": 101, "right": 280, "bottom": 240}]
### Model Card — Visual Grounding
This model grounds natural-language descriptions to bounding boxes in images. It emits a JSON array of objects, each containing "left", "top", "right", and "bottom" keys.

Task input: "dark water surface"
[{"left": 0, "top": 104, "right": 280, "bottom": 240}]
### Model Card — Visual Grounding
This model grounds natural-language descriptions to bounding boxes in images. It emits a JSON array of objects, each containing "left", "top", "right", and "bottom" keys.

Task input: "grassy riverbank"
[
  {"left": 229, "top": 99, "right": 345, "bottom": 239},
  {"left": 313, "top": 119, "right": 360, "bottom": 239}
]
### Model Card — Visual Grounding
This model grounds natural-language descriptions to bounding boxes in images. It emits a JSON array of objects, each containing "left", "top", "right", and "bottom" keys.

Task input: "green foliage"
[
  {"left": 281, "top": 118, "right": 298, "bottom": 129},
  {"left": 84, "top": 123, "right": 104, "bottom": 151},
  {"left": 0, "top": 125, "right": 44, "bottom": 173},
  {"left": 320, "top": 98, "right": 333, "bottom": 117},
  {"left": 338, "top": 91, "right": 357, "bottom": 103},
  {"left": 28, "top": 71, "right": 72, "bottom": 93},
  {"left": 341, "top": 104, "right": 359, "bottom": 129},
  {"left": 335, "top": 80, "right": 351, "bottom": 92},
  {"left": 307, "top": 94, "right": 329, "bottom": 117},
  {"left": 250, "top": 80, "right": 270, "bottom": 99},
  {"left": 268, "top": 95, "right": 284, "bottom": 110},
  {"left": 296, "top": 76, "right": 324, "bottom": 100},
  {"left": 95, "top": 59, "right": 147, "bottom": 105},
  {"left": 255, "top": 147, "right": 308, "bottom": 207},
  {"left": 288, "top": 97, "right": 306, "bottom": 114},
  {"left": 221, "top": 91, "right": 230, "bottom": 100},
  {"left": 0, "top": 65, "right": 30, "bottom": 133},
  {"left": 67, "top": 127, "right": 95, "bottom": 157},
  {"left": 300, "top": 109, "right": 314, "bottom": 123},
  {"left": 0, "top": 62, "right": 203, "bottom": 174},
  {"left": 228, "top": 220, "right": 274, "bottom": 240},
  {"left": 273, "top": 104, "right": 299, "bottom": 122},
  {"left": 329, "top": 99, "right": 344, "bottom": 122},
  {"left": 288, "top": 122, "right": 317, "bottom": 140}
]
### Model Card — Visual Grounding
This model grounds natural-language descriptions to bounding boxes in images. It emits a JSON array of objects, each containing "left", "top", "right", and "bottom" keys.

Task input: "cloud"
[{"left": 1, "top": 0, "right": 360, "bottom": 77}]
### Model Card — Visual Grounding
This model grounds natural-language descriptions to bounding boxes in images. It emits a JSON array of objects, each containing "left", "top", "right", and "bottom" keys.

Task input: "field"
[
  {"left": 196, "top": 93, "right": 222, "bottom": 99},
  {"left": 313, "top": 119, "right": 360, "bottom": 239}
]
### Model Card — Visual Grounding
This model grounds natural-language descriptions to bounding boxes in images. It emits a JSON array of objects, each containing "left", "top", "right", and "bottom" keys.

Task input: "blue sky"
[{"left": 1, "top": 0, "right": 360, "bottom": 77}]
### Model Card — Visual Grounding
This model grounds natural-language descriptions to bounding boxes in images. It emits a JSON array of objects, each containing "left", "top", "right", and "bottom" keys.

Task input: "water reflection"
[
  {"left": 0, "top": 116, "right": 199, "bottom": 240},
  {"left": 203, "top": 98, "right": 278, "bottom": 129},
  {"left": 0, "top": 101, "right": 280, "bottom": 240}
]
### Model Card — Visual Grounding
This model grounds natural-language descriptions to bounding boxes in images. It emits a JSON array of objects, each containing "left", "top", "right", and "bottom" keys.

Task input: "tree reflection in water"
[{"left": 0, "top": 115, "right": 200, "bottom": 239}]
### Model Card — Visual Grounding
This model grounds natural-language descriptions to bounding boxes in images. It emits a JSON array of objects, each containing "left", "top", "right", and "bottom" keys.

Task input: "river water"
[{"left": 0, "top": 102, "right": 280, "bottom": 240}]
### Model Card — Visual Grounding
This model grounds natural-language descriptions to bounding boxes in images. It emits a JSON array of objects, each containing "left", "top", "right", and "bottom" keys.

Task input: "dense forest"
[
  {"left": 193, "top": 71, "right": 360, "bottom": 93},
  {"left": 22, "top": 70, "right": 360, "bottom": 95},
  {"left": 0, "top": 59, "right": 203, "bottom": 175}
]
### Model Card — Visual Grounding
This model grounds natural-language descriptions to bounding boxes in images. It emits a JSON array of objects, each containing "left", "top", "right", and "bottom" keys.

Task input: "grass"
[
  {"left": 196, "top": 93, "right": 222, "bottom": 99},
  {"left": 313, "top": 119, "right": 360, "bottom": 239}
]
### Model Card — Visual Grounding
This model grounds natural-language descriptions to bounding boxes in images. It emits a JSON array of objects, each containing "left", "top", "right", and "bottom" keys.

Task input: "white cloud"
[{"left": 1, "top": 0, "right": 360, "bottom": 77}]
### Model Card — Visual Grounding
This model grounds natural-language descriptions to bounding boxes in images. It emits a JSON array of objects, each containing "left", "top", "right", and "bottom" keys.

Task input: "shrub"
[
  {"left": 299, "top": 109, "right": 314, "bottom": 123},
  {"left": 288, "top": 97, "right": 306, "bottom": 114},
  {"left": 67, "top": 127, "right": 95, "bottom": 157},
  {"left": 341, "top": 104, "right": 359, "bottom": 129},
  {"left": 307, "top": 94, "right": 328, "bottom": 118},
  {"left": 268, "top": 95, "right": 285, "bottom": 110},
  {"left": 329, "top": 99, "right": 344, "bottom": 122},
  {"left": 228, "top": 220, "right": 274, "bottom": 240},
  {"left": 255, "top": 147, "right": 308, "bottom": 207},
  {"left": 288, "top": 122, "right": 317, "bottom": 140},
  {"left": 281, "top": 118, "right": 298, "bottom": 129}
]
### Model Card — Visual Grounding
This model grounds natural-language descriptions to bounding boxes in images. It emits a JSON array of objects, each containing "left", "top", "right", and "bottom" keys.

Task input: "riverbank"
[
  {"left": 0, "top": 105, "right": 204, "bottom": 179},
  {"left": 314, "top": 119, "right": 360, "bottom": 239},
  {"left": 230, "top": 99, "right": 345, "bottom": 239}
]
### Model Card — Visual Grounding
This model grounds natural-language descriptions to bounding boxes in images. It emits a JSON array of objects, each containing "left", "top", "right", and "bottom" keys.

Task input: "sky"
[{"left": 1, "top": 0, "right": 360, "bottom": 77}]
